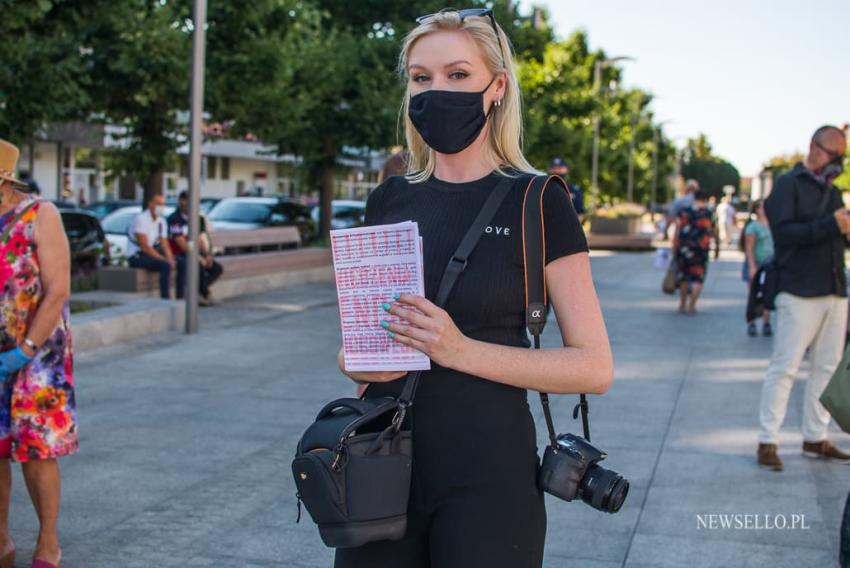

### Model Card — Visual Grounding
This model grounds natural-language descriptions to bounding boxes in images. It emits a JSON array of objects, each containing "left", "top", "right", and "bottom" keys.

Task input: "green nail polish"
[
  {"left": 388, "top": 331, "right": 395, "bottom": 338},
  {"left": 393, "top": 292, "right": 400, "bottom": 300},
  {"left": 380, "top": 321, "right": 390, "bottom": 329},
  {"left": 382, "top": 303, "right": 392, "bottom": 312}
]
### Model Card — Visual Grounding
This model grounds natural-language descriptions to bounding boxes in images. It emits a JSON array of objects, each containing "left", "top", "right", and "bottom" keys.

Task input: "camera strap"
[
  {"left": 397, "top": 175, "right": 516, "bottom": 407},
  {"left": 522, "top": 175, "right": 592, "bottom": 445}
]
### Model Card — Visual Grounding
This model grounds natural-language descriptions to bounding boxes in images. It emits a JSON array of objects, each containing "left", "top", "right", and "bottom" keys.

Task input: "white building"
[{"left": 17, "top": 123, "right": 385, "bottom": 204}]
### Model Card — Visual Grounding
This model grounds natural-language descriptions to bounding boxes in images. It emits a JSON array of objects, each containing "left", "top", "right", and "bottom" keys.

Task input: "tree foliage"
[
  {"left": 519, "top": 30, "right": 677, "bottom": 206},
  {"left": 1, "top": 0, "right": 699, "bottom": 221},
  {"left": 0, "top": 0, "right": 101, "bottom": 143},
  {"left": 681, "top": 133, "right": 741, "bottom": 198}
]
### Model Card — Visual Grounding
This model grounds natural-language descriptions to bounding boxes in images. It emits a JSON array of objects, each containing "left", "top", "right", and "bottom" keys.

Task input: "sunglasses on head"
[{"left": 415, "top": 8, "right": 507, "bottom": 69}]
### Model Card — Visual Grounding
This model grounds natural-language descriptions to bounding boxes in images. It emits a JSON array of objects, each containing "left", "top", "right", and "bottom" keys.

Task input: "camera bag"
[{"left": 292, "top": 176, "right": 514, "bottom": 548}]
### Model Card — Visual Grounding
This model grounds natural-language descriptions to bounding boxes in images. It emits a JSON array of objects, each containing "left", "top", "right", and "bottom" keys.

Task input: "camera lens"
[{"left": 579, "top": 464, "right": 629, "bottom": 513}]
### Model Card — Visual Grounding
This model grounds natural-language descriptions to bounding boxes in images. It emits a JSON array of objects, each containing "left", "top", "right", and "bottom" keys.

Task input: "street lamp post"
[
  {"left": 186, "top": 0, "right": 207, "bottom": 335},
  {"left": 626, "top": 107, "right": 638, "bottom": 203},
  {"left": 590, "top": 56, "right": 634, "bottom": 210},
  {"left": 650, "top": 120, "right": 672, "bottom": 225}
]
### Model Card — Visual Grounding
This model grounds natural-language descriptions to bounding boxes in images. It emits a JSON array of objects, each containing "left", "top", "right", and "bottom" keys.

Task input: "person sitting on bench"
[{"left": 127, "top": 193, "right": 185, "bottom": 299}]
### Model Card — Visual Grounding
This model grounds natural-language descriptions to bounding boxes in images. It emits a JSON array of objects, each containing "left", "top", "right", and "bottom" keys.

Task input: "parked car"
[
  {"left": 52, "top": 200, "right": 79, "bottom": 210},
  {"left": 208, "top": 197, "right": 317, "bottom": 242},
  {"left": 59, "top": 209, "right": 109, "bottom": 274},
  {"left": 201, "top": 197, "right": 221, "bottom": 214},
  {"left": 85, "top": 199, "right": 138, "bottom": 220},
  {"left": 310, "top": 200, "right": 366, "bottom": 231},
  {"left": 101, "top": 205, "right": 175, "bottom": 263},
  {"left": 164, "top": 196, "right": 218, "bottom": 213}
]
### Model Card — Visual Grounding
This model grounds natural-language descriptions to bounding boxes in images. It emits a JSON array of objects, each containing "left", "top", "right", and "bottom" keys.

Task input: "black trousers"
[
  {"left": 335, "top": 373, "right": 546, "bottom": 568},
  {"left": 174, "top": 254, "right": 223, "bottom": 298},
  {"left": 200, "top": 257, "right": 223, "bottom": 298}
]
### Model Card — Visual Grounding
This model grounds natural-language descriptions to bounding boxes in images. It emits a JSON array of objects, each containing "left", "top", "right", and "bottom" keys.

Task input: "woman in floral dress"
[
  {"left": 0, "top": 139, "right": 75, "bottom": 568},
  {"left": 673, "top": 189, "right": 718, "bottom": 314}
]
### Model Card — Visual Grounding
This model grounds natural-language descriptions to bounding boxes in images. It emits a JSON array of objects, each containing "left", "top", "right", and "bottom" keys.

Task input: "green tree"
[
  {"left": 220, "top": 0, "right": 552, "bottom": 238},
  {"left": 519, "top": 30, "right": 676, "bottom": 206},
  {"left": 681, "top": 133, "right": 741, "bottom": 198},
  {"left": 0, "top": 0, "right": 101, "bottom": 144},
  {"left": 84, "top": 0, "right": 192, "bottom": 203}
]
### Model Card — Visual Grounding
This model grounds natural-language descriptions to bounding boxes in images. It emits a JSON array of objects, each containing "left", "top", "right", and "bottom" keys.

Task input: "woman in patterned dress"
[
  {"left": 0, "top": 140, "right": 76, "bottom": 568},
  {"left": 673, "top": 189, "right": 718, "bottom": 314}
]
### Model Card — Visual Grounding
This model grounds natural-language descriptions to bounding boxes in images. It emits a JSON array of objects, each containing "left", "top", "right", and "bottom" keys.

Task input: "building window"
[
  {"left": 221, "top": 157, "right": 230, "bottom": 180},
  {"left": 207, "top": 156, "right": 217, "bottom": 180}
]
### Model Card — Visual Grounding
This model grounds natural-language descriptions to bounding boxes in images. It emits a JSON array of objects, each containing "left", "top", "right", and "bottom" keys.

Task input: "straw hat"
[{"left": 0, "top": 139, "right": 28, "bottom": 190}]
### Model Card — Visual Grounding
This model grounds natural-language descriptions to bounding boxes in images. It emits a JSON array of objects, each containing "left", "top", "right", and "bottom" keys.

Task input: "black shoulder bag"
[
  {"left": 761, "top": 183, "right": 835, "bottom": 311},
  {"left": 522, "top": 175, "right": 629, "bottom": 514},
  {"left": 292, "top": 176, "right": 515, "bottom": 548}
]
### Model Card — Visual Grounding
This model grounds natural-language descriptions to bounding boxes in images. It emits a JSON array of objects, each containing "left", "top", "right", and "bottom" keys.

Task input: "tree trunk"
[
  {"left": 318, "top": 136, "right": 336, "bottom": 242},
  {"left": 143, "top": 169, "right": 164, "bottom": 208}
]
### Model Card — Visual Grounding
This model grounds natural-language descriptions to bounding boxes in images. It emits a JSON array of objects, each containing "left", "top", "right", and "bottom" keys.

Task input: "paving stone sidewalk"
[{"left": 7, "top": 250, "right": 848, "bottom": 567}]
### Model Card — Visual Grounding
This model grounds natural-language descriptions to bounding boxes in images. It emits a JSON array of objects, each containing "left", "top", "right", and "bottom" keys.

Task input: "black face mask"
[
  {"left": 818, "top": 156, "right": 844, "bottom": 186},
  {"left": 408, "top": 75, "right": 497, "bottom": 155}
]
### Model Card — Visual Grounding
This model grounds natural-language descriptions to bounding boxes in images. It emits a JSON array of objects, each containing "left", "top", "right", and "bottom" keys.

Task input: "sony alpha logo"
[
  {"left": 484, "top": 225, "right": 512, "bottom": 236},
  {"left": 531, "top": 308, "right": 543, "bottom": 319}
]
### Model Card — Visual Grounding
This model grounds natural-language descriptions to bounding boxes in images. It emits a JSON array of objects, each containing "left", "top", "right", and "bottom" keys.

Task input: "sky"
[{"left": 519, "top": 0, "right": 850, "bottom": 177}]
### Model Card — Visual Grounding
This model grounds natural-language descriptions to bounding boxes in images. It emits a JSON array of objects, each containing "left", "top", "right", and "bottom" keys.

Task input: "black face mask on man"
[
  {"left": 818, "top": 156, "right": 844, "bottom": 186},
  {"left": 408, "top": 75, "right": 499, "bottom": 155}
]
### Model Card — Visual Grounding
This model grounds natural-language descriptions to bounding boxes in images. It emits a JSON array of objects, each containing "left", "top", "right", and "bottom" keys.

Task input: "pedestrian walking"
[
  {"left": 716, "top": 195, "right": 736, "bottom": 245},
  {"left": 0, "top": 139, "right": 77, "bottom": 568},
  {"left": 333, "top": 9, "right": 613, "bottom": 567},
  {"left": 742, "top": 199, "right": 774, "bottom": 336},
  {"left": 672, "top": 190, "right": 718, "bottom": 314},
  {"left": 756, "top": 124, "right": 850, "bottom": 471}
]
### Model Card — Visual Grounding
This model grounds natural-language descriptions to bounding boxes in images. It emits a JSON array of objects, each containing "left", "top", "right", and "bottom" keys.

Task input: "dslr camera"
[{"left": 538, "top": 433, "right": 629, "bottom": 514}]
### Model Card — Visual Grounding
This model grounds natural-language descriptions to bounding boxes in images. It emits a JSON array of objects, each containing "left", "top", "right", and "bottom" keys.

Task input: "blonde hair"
[{"left": 397, "top": 11, "right": 538, "bottom": 183}]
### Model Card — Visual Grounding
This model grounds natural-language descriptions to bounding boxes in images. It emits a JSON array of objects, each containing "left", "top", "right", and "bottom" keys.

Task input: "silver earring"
[{"left": 495, "top": 99, "right": 502, "bottom": 108}]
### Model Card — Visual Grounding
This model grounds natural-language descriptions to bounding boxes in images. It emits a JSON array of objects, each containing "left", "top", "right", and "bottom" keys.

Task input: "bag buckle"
[
  {"left": 448, "top": 255, "right": 468, "bottom": 271},
  {"left": 331, "top": 443, "right": 348, "bottom": 471},
  {"left": 392, "top": 401, "right": 410, "bottom": 432}
]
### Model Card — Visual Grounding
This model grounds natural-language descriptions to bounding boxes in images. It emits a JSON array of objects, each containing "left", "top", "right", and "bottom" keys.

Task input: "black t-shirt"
[
  {"left": 364, "top": 170, "right": 588, "bottom": 477},
  {"left": 365, "top": 170, "right": 587, "bottom": 350}
]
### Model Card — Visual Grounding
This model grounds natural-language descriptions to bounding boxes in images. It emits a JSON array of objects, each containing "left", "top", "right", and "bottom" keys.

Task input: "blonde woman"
[{"left": 335, "top": 9, "right": 612, "bottom": 567}]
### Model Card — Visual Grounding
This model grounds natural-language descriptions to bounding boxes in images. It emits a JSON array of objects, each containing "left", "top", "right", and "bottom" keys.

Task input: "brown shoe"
[
  {"left": 802, "top": 440, "right": 850, "bottom": 463},
  {"left": 757, "top": 443, "right": 784, "bottom": 471}
]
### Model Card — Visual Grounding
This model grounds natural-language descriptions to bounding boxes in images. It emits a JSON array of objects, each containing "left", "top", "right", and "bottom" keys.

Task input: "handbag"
[
  {"left": 820, "top": 343, "right": 850, "bottom": 434},
  {"left": 762, "top": 183, "right": 834, "bottom": 311},
  {"left": 662, "top": 263, "right": 677, "bottom": 295},
  {"left": 521, "top": 175, "right": 629, "bottom": 514},
  {"left": 292, "top": 176, "right": 515, "bottom": 548}
]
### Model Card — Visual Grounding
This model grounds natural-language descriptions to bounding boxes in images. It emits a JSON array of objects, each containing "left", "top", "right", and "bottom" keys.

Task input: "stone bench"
[{"left": 97, "top": 227, "right": 333, "bottom": 299}]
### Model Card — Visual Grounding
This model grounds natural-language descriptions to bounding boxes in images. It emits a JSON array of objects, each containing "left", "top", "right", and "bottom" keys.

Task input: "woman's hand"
[
  {"left": 381, "top": 293, "right": 470, "bottom": 369},
  {"left": 337, "top": 348, "right": 406, "bottom": 385}
]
